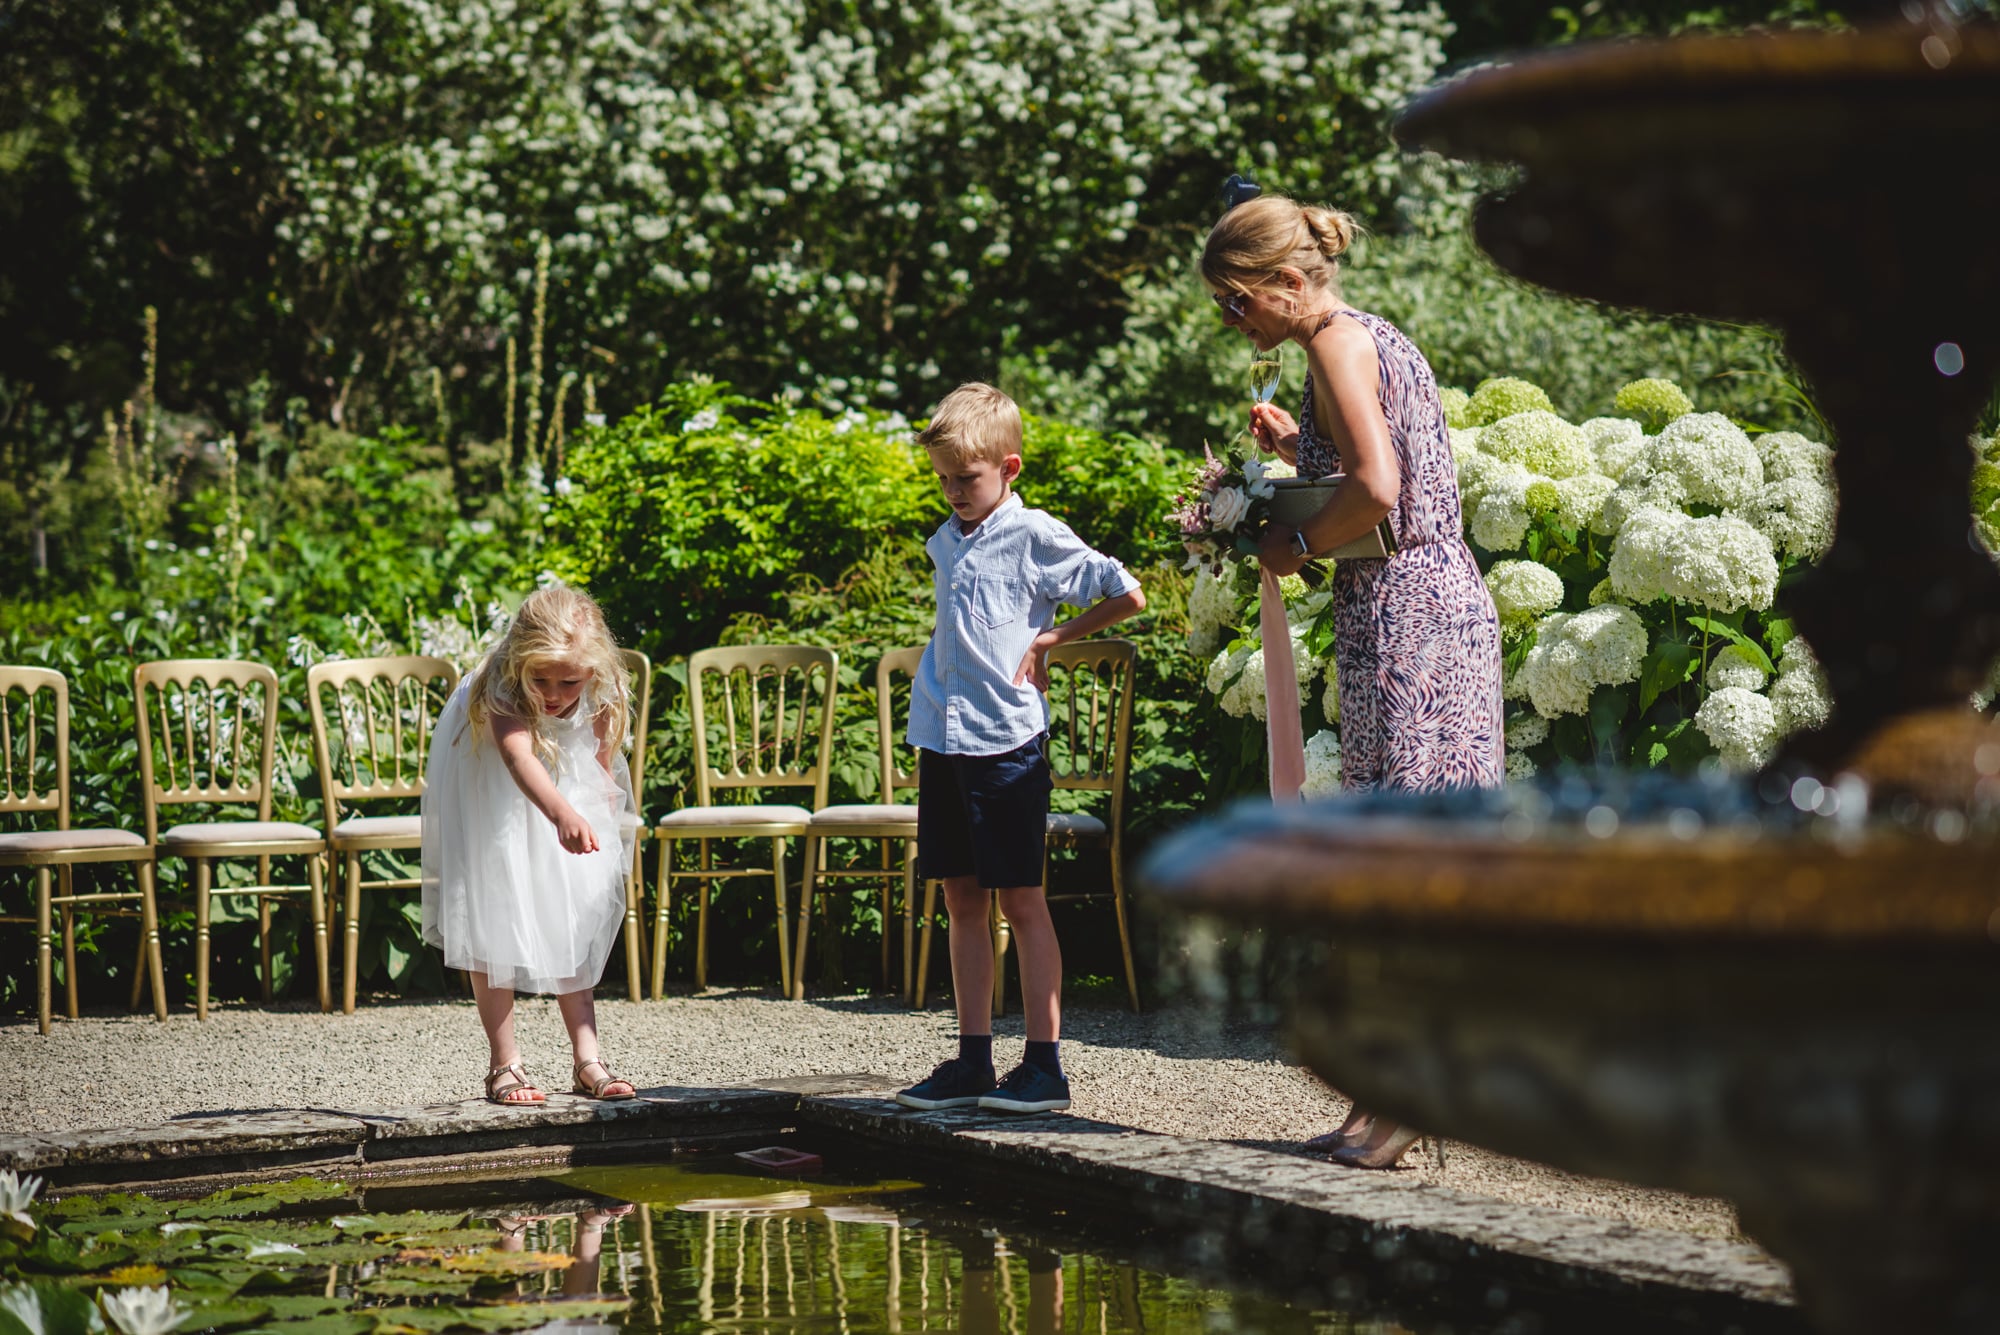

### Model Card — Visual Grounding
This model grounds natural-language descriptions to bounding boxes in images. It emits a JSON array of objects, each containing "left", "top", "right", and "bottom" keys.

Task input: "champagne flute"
[{"left": 1249, "top": 346, "right": 1283, "bottom": 406}]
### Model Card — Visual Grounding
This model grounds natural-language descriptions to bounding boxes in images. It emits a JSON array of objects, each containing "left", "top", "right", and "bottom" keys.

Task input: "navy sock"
[
  {"left": 958, "top": 1033, "right": 994, "bottom": 1072},
  {"left": 1023, "top": 1040, "right": 1062, "bottom": 1078}
]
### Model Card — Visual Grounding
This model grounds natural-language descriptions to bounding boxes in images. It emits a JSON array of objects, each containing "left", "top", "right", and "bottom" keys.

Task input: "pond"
[{"left": 1, "top": 1154, "right": 1796, "bottom": 1335}]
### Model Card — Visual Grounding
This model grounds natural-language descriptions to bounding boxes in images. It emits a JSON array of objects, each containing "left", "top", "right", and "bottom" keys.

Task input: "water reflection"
[{"left": 488, "top": 1164, "right": 1362, "bottom": 1334}]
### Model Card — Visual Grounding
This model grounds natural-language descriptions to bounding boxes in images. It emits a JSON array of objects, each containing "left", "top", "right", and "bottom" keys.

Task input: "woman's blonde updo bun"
[{"left": 1201, "top": 194, "right": 1363, "bottom": 298}]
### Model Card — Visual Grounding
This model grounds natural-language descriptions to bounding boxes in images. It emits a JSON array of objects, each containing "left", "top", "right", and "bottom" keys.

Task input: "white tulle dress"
[{"left": 421, "top": 679, "right": 637, "bottom": 995}]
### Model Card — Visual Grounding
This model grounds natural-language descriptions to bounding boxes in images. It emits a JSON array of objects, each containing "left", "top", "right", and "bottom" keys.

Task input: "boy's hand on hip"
[
  {"left": 553, "top": 802, "right": 600, "bottom": 855},
  {"left": 1014, "top": 631, "right": 1062, "bottom": 691}
]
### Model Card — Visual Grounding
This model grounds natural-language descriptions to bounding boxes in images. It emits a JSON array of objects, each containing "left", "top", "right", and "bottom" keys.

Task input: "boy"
[{"left": 896, "top": 382, "right": 1145, "bottom": 1115}]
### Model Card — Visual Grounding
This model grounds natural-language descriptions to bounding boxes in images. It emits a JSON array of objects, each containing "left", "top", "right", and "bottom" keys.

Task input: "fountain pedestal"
[{"left": 1147, "top": 13, "right": 2000, "bottom": 1333}]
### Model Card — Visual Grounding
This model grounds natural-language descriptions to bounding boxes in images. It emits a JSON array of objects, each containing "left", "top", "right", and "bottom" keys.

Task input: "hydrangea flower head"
[
  {"left": 1648, "top": 412, "right": 1764, "bottom": 509},
  {"left": 1478, "top": 410, "right": 1594, "bottom": 479},
  {"left": 1756, "top": 431, "right": 1835, "bottom": 486},
  {"left": 1448, "top": 425, "right": 1483, "bottom": 457},
  {"left": 1612, "top": 377, "right": 1694, "bottom": 432},
  {"left": 1321, "top": 667, "right": 1340, "bottom": 724},
  {"left": 1302, "top": 729, "right": 1344, "bottom": 797},
  {"left": 1746, "top": 475, "right": 1837, "bottom": 562},
  {"left": 1470, "top": 486, "right": 1532, "bottom": 552},
  {"left": 1695, "top": 686, "right": 1780, "bottom": 771},
  {"left": 1505, "top": 750, "right": 1538, "bottom": 782},
  {"left": 1607, "top": 508, "right": 1779, "bottom": 611},
  {"left": 1550, "top": 473, "right": 1617, "bottom": 530},
  {"left": 1466, "top": 376, "right": 1556, "bottom": 427},
  {"left": 1438, "top": 386, "right": 1473, "bottom": 429},
  {"left": 1581, "top": 417, "right": 1648, "bottom": 479},
  {"left": 1511, "top": 604, "right": 1647, "bottom": 717},
  {"left": 1770, "top": 663, "right": 1832, "bottom": 733},
  {"left": 1485, "top": 560, "right": 1565, "bottom": 633},
  {"left": 1456, "top": 451, "right": 1528, "bottom": 515},
  {"left": 1505, "top": 712, "right": 1550, "bottom": 748},
  {"left": 1705, "top": 643, "right": 1768, "bottom": 693}
]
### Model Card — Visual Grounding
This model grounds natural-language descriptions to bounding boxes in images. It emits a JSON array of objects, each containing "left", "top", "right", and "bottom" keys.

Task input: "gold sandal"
[
  {"left": 573, "top": 1057, "right": 637, "bottom": 1101},
  {"left": 486, "top": 1061, "right": 547, "bottom": 1106}
]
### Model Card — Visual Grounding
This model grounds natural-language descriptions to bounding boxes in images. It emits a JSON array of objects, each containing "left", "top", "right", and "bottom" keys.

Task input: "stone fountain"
[{"left": 1143, "top": 8, "right": 2000, "bottom": 1333}]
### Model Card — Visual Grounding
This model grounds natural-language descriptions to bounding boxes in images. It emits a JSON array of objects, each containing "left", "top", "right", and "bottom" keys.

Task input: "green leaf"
[
  {"left": 1637, "top": 640, "right": 1695, "bottom": 713},
  {"left": 239, "top": 1315, "right": 375, "bottom": 1335},
  {"left": 253, "top": 1299, "right": 352, "bottom": 1322},
  {"left": 17, "top": 1232, "right": 134, "bottom": 1276},
  {"left": 180, "top": 1298, "right": 274, "bottom": 1333}
]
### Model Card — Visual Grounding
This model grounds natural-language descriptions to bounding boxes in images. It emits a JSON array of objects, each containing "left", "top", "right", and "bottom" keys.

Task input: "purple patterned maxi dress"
[{"left": 1296, "top": 309, "right": 1504, "bottom": 792}]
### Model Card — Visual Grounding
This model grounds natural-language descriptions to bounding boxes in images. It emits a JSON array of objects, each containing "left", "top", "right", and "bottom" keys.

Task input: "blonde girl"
[{"left": 421, "top": 584, "right": 640, "bottom": 1105}]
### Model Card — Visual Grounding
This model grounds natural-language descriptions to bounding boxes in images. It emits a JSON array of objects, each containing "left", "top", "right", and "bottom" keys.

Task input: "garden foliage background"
[{"left": 5, "top": 0, "right": 1998, "bottom": 1014}]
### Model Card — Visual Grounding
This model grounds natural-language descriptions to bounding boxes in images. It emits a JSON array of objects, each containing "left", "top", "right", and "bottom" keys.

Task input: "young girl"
[{"left": 421, "top": 584, "right": 640, "bottom": 1105}]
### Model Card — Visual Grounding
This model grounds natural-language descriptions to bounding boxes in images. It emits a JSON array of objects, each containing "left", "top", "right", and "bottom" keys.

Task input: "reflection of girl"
[
  {"left": 421, "top": 585, "right": 640, "bottom": 1105},
  {"left": 1204, "top": 193, "right": 1503, "bottom": 1168}
]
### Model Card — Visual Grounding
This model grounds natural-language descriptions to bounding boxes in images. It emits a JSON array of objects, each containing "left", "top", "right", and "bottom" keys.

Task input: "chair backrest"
[
  {"left": 874, "top": 647, "right": 927, "bottom": 805},
  {"left": 1044, "top": 639, "right": 1137, "bottom": 832},
  {"left": 305, "top": 655, "right": 459, "bottom": 837},
  {"left": 134, "top": 658, "right": 282, "bottom": 842},
  {"left": 618, "top": 647, "right": 653, "bottom": 799},
  {"left": 685, "top": 645, "right": 838, "bottom": 808},
  {"left": 0, "top": 666, "right": 68, "bottom": 828}
]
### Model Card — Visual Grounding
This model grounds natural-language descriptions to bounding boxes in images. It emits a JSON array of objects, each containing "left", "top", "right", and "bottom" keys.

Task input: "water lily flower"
[
  {"left": 0, "top": 1170, "right": 42, "bottom": 1235},
  {"left": 101, "top": 1287, "right": 187, "bottom": 1335}
]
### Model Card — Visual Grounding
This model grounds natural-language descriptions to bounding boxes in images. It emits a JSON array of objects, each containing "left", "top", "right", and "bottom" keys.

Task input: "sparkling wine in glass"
[{"left": 1249, "top": 347, "right": 1283, "bottom": 406}]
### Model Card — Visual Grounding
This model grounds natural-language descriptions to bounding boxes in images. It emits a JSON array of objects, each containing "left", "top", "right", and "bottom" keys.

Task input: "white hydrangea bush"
[{"left": 1188, "top": 373, "right": 1858, "bottom": 781}]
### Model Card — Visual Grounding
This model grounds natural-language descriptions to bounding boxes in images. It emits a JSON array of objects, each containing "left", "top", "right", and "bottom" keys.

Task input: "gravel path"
[{"left": 0, "top": 988, "right": 1741, "bottom": 1241}]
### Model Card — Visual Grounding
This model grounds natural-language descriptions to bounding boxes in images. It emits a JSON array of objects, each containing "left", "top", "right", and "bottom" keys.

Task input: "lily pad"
[
  {"left": 239, "top": 1314, "right": 375, "bottom": 1335},
  {"left": 249, "top": 1298, "right": 351, "bottom": 1322},
  {"left": 289, "top": 1244, "right": 394, "bottom": 1267},
  {"left": 352, "top": 1281, "right": 470, "bottom": 1302},
  {"left": 179, "top": 1297, "right": 274, "bottom": 1333},
  {"left": 435, "top": 1254, "right": 570, "bottom": 1278},
  {"left": 45, "top": 1197, "right": 173, "bottom": 1230},
  {"left": 16, "top": 1233, "right": 134, "bottom": 1276},
  {"left": 166, "top": 1267, "right": 254, "bottom": 1296},
  {"left": 328, "top": 1216, "right": 467, "bottom": 1240},
  {"left": 176, "top": 1182, "right": 349, "bottom": 1224},
  {"left": 99, "top": 1267, "right": 171, "bottom": 1289}
]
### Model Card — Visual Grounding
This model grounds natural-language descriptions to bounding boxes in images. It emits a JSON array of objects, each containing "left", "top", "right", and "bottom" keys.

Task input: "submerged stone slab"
[
  {"left": 798, "top": 1094, "right": 1795, "bottom": 1312},
  {"left": 48, "top": 1110, "right": 368, "bottom": 1168},
  {"left": 0, "top": 1133, "right": 68, "bottom": 1172}
]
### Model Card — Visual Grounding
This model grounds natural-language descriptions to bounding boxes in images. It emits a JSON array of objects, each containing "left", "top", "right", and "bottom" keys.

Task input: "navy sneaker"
[
  {"left": 977, "top": 1063, "right": 1071, "bottom": 1114},
  {"left": 895, "top": 1058, "right": 996, "bottom": 1110}
]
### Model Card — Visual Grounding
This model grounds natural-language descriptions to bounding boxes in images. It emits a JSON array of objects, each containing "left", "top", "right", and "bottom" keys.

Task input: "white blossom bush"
[
  {"left": 1302, "top": 729, "right": 1344, "bottom": 797},
  {"left": 1182, "top": 373, "right": 1855, "bottom": 779}
]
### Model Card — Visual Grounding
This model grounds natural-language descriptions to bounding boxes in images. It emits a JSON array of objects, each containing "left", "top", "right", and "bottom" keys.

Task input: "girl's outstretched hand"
[{"left": 554, "top": 803, "right": 600, "bottom": 855}]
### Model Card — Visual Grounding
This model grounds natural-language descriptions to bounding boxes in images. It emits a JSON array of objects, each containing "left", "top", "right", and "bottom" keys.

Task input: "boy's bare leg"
[
  {"left": 996, "top": 886, "right": 1060, "bottom": 1043},
  {"left": 944, "top": 875, "right": 993, "bottom": 1035}
]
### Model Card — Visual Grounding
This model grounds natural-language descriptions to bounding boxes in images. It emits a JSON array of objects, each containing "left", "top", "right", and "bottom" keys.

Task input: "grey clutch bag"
[{"left": 1268, "top": 476, "right": 1398, "bottom": 560}]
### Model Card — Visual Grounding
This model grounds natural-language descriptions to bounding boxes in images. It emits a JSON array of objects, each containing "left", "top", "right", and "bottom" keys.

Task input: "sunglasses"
[{"left": 1212, "top": 290, "right": 1248, "bottom": 320}]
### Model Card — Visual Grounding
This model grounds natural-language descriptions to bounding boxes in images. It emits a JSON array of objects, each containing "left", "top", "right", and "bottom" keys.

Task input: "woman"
[{"left": 1205, "top": 193, "right": 1503, "bottom": 1169}]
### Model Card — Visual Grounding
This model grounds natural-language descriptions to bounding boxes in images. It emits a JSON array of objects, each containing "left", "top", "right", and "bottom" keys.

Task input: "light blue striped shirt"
[{"left": 908, "top": 493, "right": 1139, "bottom": 757}]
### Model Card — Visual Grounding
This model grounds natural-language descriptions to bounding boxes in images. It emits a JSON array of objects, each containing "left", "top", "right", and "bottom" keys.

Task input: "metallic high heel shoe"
[
  {"left": 1303, "top": 1109, "right": 1376, "bottom": 1152},
  {"left": 1329, "top": 1119, "right": 1422, "bottom": 1170}
]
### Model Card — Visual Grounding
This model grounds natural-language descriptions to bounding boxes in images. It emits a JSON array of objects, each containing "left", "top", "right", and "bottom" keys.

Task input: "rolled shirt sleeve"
[{"left": 1031, "top": 512, "right": 1140, "bottom": 608}]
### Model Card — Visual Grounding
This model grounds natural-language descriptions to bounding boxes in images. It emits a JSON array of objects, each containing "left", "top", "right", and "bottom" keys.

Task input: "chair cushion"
[
  {"left": 162, "top": 820, "right": 323, "bottom": 846},
  {"left": 0, "top": 828, "right": 146, "bottom": 853},
  {"left": 657, "top": 805, "right": 812, "bottom": 829},
  {"left": 331, "top": 814, "right": 423, "bottom": 840},
  {"left": 1047, "top": 811, "right": 1108, "bottom": 839},
  {"left": 808, "top": 804, "right": 919, "bottom": 828}
]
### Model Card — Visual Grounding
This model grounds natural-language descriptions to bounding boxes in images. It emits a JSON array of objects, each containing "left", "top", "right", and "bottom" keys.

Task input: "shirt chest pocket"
[{"left": 969, "top": 571, "right": 1023, "bottom": 630}]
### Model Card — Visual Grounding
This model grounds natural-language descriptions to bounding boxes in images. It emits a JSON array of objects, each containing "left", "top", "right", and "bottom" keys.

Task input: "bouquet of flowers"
[{"left": 1169, "top": 446, "right": 1296, "bottom": 571}]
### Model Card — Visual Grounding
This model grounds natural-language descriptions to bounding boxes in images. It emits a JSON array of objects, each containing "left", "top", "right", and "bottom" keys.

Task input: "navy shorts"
[{"left": 917, "top": 734, "right": 1052, "bottom": 890}]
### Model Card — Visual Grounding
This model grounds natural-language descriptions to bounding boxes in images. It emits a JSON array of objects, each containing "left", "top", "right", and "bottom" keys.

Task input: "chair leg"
[
  {"left": 140, "top": 859, "right": 167, "bottom": 1021},
  {"left": 901, "top": 842, "right": 917, "bottom": 1006},
  {"left": 343, "top": 851, "right": 361, "bottom": 1014},
  {"left": 695, "top": 838, "right": 711, "bottom": 992},
  {"left": 1111, "top": 844, "right": 1140, "bottom": 1013},
  {"left": 194, "top": 857, "right": 213, "bottom": 1022},
  {"left": 652, "top": 837, "right": 673, "bottom": 1000},
  {"left": 791, "top": 836, "right": 818, "bottom": 1001},
  {"left": 624, "top": 844, "right": 644, "bottom": 1004},
  {"left": 35, "top": 866, "right": 53, "bottom": 1035},
  {"left": 308, "top": 853, "right": 331, "bottom": 1014},
  {"left": 258, "top": 893, "right": 274, "bottom": 1004},
  {"left": 59, "top": 866, "right": 78, "bottom": 1019},
  {"left": 915, "top": 879, "right": 938, "bottom": 1008},
  {"left": 772, "top": 837, "right": 793, "bottom": 1000},
  {"left": 128, "top": 912, "right": 147, "bottom": 1013}
]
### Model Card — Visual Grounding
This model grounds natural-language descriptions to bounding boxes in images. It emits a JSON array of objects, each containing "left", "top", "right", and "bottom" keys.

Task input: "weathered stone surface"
[
  {"left": 798, "top": 1094, "right": 1795, "bottom": 1309},
  {"left": 727, "top": 1073, "right": 897, "bottom": 1095},
  {"left": 49, "top": 1110, "right": 368, "bottom": 1166},
  {"left": 0, "top": 1133, "right": 67, "bottom": 1172}
]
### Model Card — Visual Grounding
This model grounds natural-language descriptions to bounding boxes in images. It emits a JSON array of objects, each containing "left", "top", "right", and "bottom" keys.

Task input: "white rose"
[
  {"left": 1209, "top": 485, "right": 1251, "bottom": 533},
  {"left": 1241, "top": 458, "right": 1278, "bottom": 501}
]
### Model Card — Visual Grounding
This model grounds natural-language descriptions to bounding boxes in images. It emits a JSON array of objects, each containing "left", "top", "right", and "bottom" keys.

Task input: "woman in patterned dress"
[{"left": 1203, "top": 193, "right": 1504, "bottom": 1169}]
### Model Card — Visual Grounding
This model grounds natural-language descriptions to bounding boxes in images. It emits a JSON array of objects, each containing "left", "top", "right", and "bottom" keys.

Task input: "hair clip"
[{"left": 1221, "top": 172, "right": 1261, "bottom": 211}]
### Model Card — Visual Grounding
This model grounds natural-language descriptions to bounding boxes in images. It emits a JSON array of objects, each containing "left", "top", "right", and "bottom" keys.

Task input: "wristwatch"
[{"left": 1289, "top": 529, "right": 1312, "bottom": 559}]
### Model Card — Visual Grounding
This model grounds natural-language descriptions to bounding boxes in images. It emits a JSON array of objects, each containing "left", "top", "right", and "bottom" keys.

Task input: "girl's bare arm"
[{"left": 492, "top": 713, "right": 599, "bottom": 854}]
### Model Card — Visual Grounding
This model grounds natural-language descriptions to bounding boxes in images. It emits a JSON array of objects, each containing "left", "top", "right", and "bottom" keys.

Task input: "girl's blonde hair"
[
  {"left": 1201, "top": 194, "right": 1363, "bottom": 301},
  {"left": 465, "top": 584, "right": 630, "bottom": 766}
]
